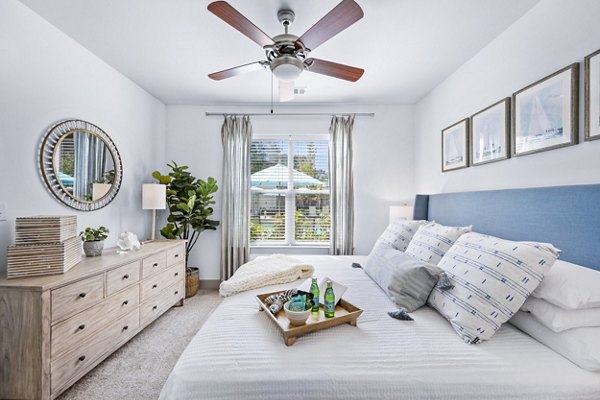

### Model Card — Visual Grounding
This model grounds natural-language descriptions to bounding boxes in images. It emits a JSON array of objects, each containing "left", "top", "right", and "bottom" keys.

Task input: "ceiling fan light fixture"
[{"left": 271, "top": 55, "right": 303, "bottom": 81}]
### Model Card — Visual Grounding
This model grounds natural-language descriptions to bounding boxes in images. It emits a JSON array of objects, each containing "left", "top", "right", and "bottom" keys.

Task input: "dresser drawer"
[
  {"left": 51, "top": 310, "right": 140, "bottom": 395},
  {"left": 51, "top": 274, "right": 105, "bottom": 323},
  {"left": 142, "top": 251, "right": 167, "bottom": 278},
  {"left": 140, "top": 263, "right": 184, "bottom": 302},
  {"left": 106, "top": 260, "right": 140, "bottom": 296},
  {"left": 51, "top": 284, "right": 140, "bottom": 359},
  {"left": 166, "top": 244, "right": 185, "bottom": 267},
  {"left": 140, "top": 279, "right": 184, "bottom": 327}
]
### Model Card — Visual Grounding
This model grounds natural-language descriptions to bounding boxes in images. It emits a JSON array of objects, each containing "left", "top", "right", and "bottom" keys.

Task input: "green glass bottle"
[
  {"left": 324, "top": 280, "right": 335, "bottom": 318},
  {"left": 309, "top": 277, "right": 320, "bottom": 312}
]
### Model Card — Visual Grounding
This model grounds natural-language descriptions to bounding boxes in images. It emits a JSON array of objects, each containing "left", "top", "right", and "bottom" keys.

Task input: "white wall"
[
  {"left": 0, "top": 0, "right": 167, "bottom": 272},
  {"left": 166, "top": 104, "right": 415, "bottom": 280},
  {"left": 414, "top": 0, "right": 600, "bottom": 194}
]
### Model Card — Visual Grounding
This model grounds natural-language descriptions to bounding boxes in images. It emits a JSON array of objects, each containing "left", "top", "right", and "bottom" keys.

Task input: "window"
[{"left": 250, "top": 135, "right": 330, "bottom": 246}]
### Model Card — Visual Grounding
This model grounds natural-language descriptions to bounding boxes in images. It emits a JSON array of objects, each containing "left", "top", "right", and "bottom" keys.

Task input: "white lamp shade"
[
  {"left": 389, "top": 205, "right": 413, "bottom": 223},
  {"left": 142, "top": 184, "right": 166, "bottom": 210},
  {"left": 92, "top": 183, "right": 111, "bottom": 201}
]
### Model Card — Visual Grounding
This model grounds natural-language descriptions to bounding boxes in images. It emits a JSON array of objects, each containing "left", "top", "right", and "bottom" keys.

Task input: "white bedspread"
[{"left": 160, "top": 256, "right": 600, "bottom": 400}]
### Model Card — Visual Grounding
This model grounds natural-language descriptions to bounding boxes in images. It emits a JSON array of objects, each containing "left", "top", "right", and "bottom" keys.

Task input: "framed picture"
[
  {"left": 512, "top": 63, "right": 579, "bottom": 157},
  {"left": 470, "top": 98, "right": 510, "bottom": 166},
  {"left": 585, "top": 48, "right": 600, "bottom": 141},
  {"left": 442, "top": 119, "right": 469, "bottom": 172}
]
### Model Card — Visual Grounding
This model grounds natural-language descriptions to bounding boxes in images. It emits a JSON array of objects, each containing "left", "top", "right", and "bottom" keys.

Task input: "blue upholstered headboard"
[{"left": 413, "top": 184, "right": 600, "bottom": 271}]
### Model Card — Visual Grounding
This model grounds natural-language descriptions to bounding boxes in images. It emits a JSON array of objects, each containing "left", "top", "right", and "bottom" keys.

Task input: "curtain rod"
[{"left": 205, "top": 112, "right": 375, "bottom": 117}]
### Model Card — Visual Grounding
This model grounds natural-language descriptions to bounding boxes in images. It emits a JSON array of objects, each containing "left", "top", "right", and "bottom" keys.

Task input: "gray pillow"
[{"left": 364, "top": 243, "right": 444, "bottom": 312}]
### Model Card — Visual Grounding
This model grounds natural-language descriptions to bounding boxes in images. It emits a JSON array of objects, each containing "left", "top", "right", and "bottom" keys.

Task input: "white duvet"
[{"left": 160, "top": 256, "right": 600, "bottom": 400}]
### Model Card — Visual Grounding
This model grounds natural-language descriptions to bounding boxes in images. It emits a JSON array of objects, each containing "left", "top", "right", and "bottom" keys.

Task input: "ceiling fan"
[{"left": 207, "top": 0, "right": 365, "bottom": 101}]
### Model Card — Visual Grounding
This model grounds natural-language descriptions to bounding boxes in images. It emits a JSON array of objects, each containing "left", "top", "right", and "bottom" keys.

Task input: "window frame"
[{"left": 250, "top": 133, "right": 330, "bottom": 248}]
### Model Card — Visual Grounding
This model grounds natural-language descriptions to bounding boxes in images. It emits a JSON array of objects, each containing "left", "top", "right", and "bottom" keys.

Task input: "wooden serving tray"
[{"left": 256, "top": 290, "right": 363, "bottom": 346}]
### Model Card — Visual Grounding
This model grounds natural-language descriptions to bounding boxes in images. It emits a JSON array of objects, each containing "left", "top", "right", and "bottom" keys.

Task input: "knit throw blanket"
[{"left": 219, "top": 255, "right": 314, "bottom": 297}]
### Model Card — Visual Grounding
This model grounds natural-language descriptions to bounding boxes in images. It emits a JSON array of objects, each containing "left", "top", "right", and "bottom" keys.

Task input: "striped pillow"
[
  {"left": 428, "top": 232, "right": 560, "bottom": 344},
  {"left": 365, "top": 243, "right": 445, "bottom": 312},
  {"left": 374, "top": 219, "right": 428, "bottom": 252},
  {"left": 405, "top": 222, "right": 471, "bottom": 265}
]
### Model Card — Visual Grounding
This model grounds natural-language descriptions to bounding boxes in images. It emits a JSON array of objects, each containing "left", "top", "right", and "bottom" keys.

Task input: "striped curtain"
[
  {"left": 220, "top": 115, "right": 252, "bottom": 280},
  {"left": 329, "top": 115, "right": 355, "bottom": 255}
]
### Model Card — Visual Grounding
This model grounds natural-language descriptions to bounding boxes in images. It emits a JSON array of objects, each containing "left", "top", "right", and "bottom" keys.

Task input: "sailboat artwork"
[
  {"left": 442, "top": 119, "right": 469, "bottom": 172},
  {"left": 513, "top": 64, "right": 578, "bottom": 156},
  {"left": 471, "top": 98, "right": 509, "bottom": 165}
]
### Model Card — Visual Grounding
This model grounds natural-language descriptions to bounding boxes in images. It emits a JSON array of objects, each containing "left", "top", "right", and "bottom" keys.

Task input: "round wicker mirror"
[{"left": 39, "top": 120, "right": 123, "bottom": 211}]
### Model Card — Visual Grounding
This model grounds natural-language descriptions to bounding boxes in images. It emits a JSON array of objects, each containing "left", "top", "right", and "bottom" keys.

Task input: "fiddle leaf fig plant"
[{"left": 152, "top": 161, "right": 219, "bottom": 264}]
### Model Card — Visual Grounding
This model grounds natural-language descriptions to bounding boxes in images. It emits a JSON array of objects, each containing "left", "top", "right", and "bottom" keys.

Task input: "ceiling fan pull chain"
[{"left": 270, "top": 71, "right": 274, "bottom": 114}]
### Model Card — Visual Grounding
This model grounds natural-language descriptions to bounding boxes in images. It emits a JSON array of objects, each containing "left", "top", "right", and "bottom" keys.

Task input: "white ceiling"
[{"left": 19, "top": 0, "right": 539, "bottom": 105}]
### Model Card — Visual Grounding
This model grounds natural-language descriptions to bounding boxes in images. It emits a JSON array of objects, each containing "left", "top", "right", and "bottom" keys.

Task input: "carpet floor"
[{"left": 58, "top": 290, "right": 222, "bottom": 400}]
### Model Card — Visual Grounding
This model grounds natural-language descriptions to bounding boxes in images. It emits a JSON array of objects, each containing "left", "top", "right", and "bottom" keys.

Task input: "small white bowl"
[{"left": 283, "top": 301, "right": 311, "bottom": 326}]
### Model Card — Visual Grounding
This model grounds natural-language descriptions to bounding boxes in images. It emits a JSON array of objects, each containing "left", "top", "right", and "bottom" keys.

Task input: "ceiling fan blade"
[
  {"left": 208, "top": 61, "right": 266, "bottom": 81},
  {"left": 279, "top": 80, "right": 295, "bottom": 102},
  {"left": 305, "top": 58, "right": 364, "bottom": 82},
  {"left": 297, "top": 0, "right": 363, "bottom": 51},
  {"left": 207, "top": 1, "right": 274, "bottom": 48}
]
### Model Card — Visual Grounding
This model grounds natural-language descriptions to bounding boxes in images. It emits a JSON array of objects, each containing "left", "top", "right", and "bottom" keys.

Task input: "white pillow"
[
  {"left": 510, "top": 311, "right": 600, "bottom": 371},
  {"left": 405, "top": 222, "right": 471, "bottom": 265},
  {"left": 532, "top": 259, "right": 600, "bottom": 310},
  {"left": 373, "top": 219, "right": 428, "bottom": 252},
  {"left": 521, "top": 297, "right": 600, "bottom": 332},
  {"left": 428, "top": 232, "right": 559, "bottom": 344}
]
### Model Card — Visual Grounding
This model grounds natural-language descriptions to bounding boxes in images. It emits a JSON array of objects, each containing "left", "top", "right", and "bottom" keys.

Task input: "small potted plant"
[{"left": 79, "top": 226, "right": 109, "bottom": 257}]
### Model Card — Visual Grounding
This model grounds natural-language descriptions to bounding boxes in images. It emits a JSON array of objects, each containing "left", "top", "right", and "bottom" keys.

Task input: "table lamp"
[
  {"left": 142, "top": 184, "right": 166, "bottom": 241},
  {"left": 389, "top": 204, "right": 413, "bottom": 224}
]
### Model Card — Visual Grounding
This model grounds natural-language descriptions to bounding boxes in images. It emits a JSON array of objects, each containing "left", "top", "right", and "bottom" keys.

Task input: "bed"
[{"left": 160, "top": 184, "right": 600, "bottom": 399}]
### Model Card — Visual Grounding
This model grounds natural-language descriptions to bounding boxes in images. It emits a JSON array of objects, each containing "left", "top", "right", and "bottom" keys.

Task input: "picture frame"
[
  {"left": 512, "top": 63, "right": 579, "bottom": 157},
  {"left": 442, "top": 118, "right": 469, "bottom": 172},
  {"left": 470, "top": 98, "right": 510, "bottom": 166},
  {"left": 585, "top": 48, "right": 600, "bottom": 141}
]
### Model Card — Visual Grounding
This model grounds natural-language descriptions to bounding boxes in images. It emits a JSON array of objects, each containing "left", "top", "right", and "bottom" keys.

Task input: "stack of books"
[{"left": 7, "top": 216, "right": 81, "bottom": 279}]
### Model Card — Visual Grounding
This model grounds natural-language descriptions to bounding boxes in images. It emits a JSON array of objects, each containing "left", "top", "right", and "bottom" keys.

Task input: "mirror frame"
[{"left": 39, "top": 119, "right": 123, "bottom": 211}]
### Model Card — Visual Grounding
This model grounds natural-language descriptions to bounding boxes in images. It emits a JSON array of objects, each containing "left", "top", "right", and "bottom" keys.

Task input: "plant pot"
[
  {"left": 185, "top": 267, "right": 200, "bottom": 298},
  {"left": 83, "top": 240, "right": 104, "bottom": 257}
]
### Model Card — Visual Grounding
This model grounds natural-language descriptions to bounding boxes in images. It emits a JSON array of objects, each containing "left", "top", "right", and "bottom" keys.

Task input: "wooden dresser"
[{"left": 0, "top": 240, "right": 186, "bottom": 400}]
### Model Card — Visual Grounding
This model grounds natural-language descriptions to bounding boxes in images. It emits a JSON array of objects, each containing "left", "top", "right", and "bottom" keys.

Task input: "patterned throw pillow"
[
  {"left": 405, "top": 222, "right": 471, "bottom": 265},
  {"left": 365, "top": 243, "right": 445, "bottom": 312},
  {"left": 373, "top": 219, "right": 428, "bottom": 252},
  {"left": 428, "top": 232, "right": 560, "bottom": 344}
]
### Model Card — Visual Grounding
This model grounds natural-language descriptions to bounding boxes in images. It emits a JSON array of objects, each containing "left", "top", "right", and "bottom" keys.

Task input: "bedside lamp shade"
[
  {"left": 143, "top": 184, "right": 166, "bottom": 241},
  {"left": 389, "top": 204, "right": 413, "bottom": 223}
]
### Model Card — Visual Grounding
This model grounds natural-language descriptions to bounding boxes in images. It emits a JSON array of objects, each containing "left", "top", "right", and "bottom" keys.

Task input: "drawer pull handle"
[
  {"left": 152, "top": 284, "right": 158, "bottom": 289},
  {"left": 78, "top": 324, "right": 86, "bottom": 330},
  {"left": 123, "top": 274, "right": 130, "bottom": 280},
  {"left": 153, "top": 263, "right": 158, "bottom": 267},
  {"left": 122, "top": 325, "right": 129, "bottom": 331},
  {"left": 78, "top": 355, "right": 86, "bottom": 362},
  {"left": 174, "top": 272, "right": 179, "bottom": 277},
  {"left": 174, "top": 254, "right": 179, "bottom": 258},
  {"left": 152, "top": 305, "right": 158, "bottom": 310},
  {"left": 122, "top": 300, "right": 129, "bottom": 306},
  {"left": 175, "top": 291, "right": 179, "bottom": 295},
  {"left": 79, "top": 293, "right": 87, "bottom": 298}
]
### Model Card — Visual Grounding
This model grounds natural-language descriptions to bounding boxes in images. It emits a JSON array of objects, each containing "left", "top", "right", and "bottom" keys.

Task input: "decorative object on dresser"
[
  {"left": 152, "top": 161, "right": 219, "bottom": 297},
  {"left": 470, "top": 97, "right": 511, "bottom": 166},
  {"left": 7, "top": 215, "right": 81, "bottom": 279},
  {"left": 0, "top": 240, "right": 186, "bottom": 400},
  {"left": 584, "top": 48, "right": 600, "bottom": 141},
  {"left": 117, "top": 231, "right": 141, "bottom": 253},
  {"left": 512, "top": 63, "right": 579, "bottom": 157},
  {"left": 142, "top": 183, "right": 167, "bottom": 241},
  {"left": 39, "top": 119, "right": 123, "bottom": 211},
  {"left": 79, "top": 226, "right": 109, "bottom": 257},
  {"left": 441, "top": 118, "right": 469, "bottom": 172}
]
